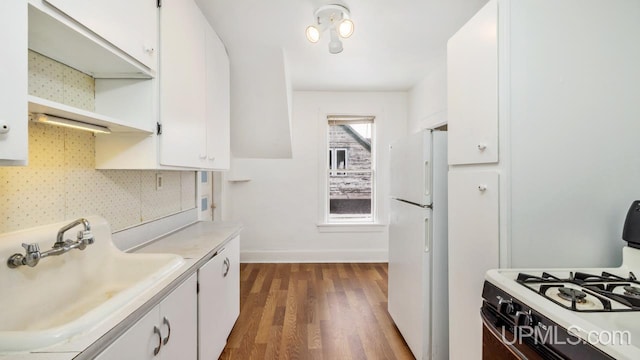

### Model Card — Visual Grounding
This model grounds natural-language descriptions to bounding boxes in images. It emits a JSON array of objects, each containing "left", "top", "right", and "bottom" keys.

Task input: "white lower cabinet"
[
  {"left": 198, "top": 236, "right": 240, "bottom": 359},
  {"left": 95, "top": 274, "right": 198, "bottom": 360},
  {"left": 448, "top": 170, "right": 499, "bottom": 360}
]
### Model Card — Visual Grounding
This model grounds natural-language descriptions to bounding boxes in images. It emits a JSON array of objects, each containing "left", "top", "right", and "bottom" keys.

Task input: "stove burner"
[
  {"left": 624, "top": 286, "right": 640, "bottom": 297},
  {"left": 557, "top": 287, "right": 588, "bottom": 303}
]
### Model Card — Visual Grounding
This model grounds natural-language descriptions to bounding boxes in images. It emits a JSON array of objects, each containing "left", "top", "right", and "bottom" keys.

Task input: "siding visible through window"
[{"left": 326, "top": 115, "right": 375, "bottom": 222}]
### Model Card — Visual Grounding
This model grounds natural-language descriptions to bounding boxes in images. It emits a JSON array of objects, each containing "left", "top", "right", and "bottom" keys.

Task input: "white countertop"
[{"left": 0, "top": 220, "right": 242, "bottom": 359}]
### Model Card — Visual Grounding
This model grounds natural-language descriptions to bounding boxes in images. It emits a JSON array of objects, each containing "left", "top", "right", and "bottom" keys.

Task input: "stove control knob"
[
  {"left": 497, "top": 296, "right": 515, "bottom": 315},
  {"left": 515, "top": 310, "right": 533, "bottom": 327}
]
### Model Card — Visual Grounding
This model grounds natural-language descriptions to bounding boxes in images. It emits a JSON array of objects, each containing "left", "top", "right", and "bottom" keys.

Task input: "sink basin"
[{"left": 0, "top": 216, "right": 184, "bottom": 353}]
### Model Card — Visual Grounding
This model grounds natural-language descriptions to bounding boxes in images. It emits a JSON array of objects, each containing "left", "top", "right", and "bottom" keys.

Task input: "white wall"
[
  {"left": 226, "top": 91, "right": 408, "bottom": 262},
  {"left": 407, "top": 54, "right": 448, "bottom": 132}
]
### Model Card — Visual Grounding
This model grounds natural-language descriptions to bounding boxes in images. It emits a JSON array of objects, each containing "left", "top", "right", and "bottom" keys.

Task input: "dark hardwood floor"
[{"left": 220, "top": 263, "right": 414, "bottom": 360}]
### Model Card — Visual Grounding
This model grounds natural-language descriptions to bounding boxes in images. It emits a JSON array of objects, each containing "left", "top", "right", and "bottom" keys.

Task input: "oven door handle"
[{"left": 481, "top": 308, "right": 530, "bottom": 360}]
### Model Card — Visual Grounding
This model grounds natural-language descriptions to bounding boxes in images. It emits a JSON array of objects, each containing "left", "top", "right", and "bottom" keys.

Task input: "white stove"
[{"left": 483, "top": 246, "right": 640, "bottom": 359}]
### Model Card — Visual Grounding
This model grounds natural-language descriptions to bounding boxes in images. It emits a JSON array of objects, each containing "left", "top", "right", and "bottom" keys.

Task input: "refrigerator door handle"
[{"left": 424, "top": 217, "right": 432, "bottom": 253}]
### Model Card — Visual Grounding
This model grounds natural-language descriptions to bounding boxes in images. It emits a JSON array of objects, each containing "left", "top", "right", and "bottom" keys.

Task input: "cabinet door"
[
  {"left": 224, "top": 236, "right": 240, "bottom": 330},
  {"left": 96, "top": 275, "right": 197, "bottom": 360},
  {"left": 0, "top": 1, "right": 27, "bottom": 164},
  {"left": 159, "top": 0, "right": 207, "bottom": 168},
  {"left": 94, "top": 306, "right": 161, "bottom": 360},
  {"left": 198, "top": 236, "right": 240, "bottom": 359},
  {"left": 44, "top": 0, "right": 158, "bottom": 71},
  {"left": 198, "top": 248, "right": 228, "bottom": 360},
  {"left": 160, "top": 273, "right": 197, "bottom": 360},
  {"left": 447, "top": 0, "right": 498, "bottom": 165},
  {"left": 204, "top": 24, "right": 231, "bottom": 170},
  {"left": 448, "top": 170, "right": 499, "bottom": 360}
]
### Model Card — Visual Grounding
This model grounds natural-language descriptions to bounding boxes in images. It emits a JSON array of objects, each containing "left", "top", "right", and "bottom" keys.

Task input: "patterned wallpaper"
[{"left": 0, "top": 51, "right": 196, "bottom": 234}]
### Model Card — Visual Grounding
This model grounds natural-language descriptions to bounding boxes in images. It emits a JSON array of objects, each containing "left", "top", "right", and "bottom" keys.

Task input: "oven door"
[{"left": 481, "top": 305, "right": 547, "bottom": 360}]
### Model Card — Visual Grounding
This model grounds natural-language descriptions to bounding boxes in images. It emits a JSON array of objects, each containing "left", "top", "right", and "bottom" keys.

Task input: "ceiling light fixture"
[
  {"left": 305, "top": 4, "right": 354, "bottom": 54},
  {"left": 32, "top": 113, "right": 111, "bottom": 134}
]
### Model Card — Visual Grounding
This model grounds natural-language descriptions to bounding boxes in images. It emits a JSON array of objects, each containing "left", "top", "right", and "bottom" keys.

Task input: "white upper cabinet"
[
  {"left": 43, "top": 0, "right": 158, "bottom": 73},
  {"left": 159, "top": 0, "right": 207, "bottom": 169},
  {"left": 447, "top": 0, "right": 498, "bottom": 165},
  {"left": 95, "top": 0, "right": 231, "bottom": 170},
  {"left": 205, "top": 25, "right": 231, "bottom": 170},
  {"left": 0, "top": 1, "right": 28, "bottom": 165},
  {"left": 158, "top": 0, "right": 230, "bottom": 170}
]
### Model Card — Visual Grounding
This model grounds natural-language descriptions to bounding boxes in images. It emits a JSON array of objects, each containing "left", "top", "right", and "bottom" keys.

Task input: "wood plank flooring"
[{"left": 220, "top": 263, "right": 414, "bottom": 360}]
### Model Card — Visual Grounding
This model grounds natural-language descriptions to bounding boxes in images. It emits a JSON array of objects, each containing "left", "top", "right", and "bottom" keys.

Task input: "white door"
[
  {"left": 388, "top": 199, "right": 430, "bottom": 359},
  {"left": 197, "top": 171, "right": 213, "bottom": 221},
  {"left": 198, "top": 248, "right": 230, "bottom": 360},
  {"left": 94, "top": 306, "right": 160, "bottom": 360},
  {"left": 448, "top": 170, "right": 499, "bottom": 360},
  {"left": 0, "top": 0, "right": 27, "bottom": 164},
  {"left": 447, "top": 0, "right": 498, "bottom": 165},
  {"left": 159, "top": 0, "right": 207, "bottom": 168},
  {"left": 390, "top": 130, "right": 432, "bottom": 206},
  {"left": 159, "top": 274, "right": 197, "bottom": 360},
  {"left": 205, "top": 25, "right": 231, "bottom": 170},
  {"left": 44, "top": 0, "right": 158, "bottom": 71}
]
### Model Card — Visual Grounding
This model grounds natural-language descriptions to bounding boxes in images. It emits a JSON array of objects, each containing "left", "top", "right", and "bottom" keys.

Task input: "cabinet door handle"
[
  {"left": 153, "top": 326, "right": 162, "bottom": 356},
  {"left": 162, "top": 317, "right": 171, "bottom": 345},
  {"left": 223, "top": 257, "right": 230, "bottom": 277}
]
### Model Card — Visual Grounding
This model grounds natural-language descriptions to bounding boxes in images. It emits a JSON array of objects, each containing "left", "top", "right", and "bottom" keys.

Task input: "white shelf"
[{"left": 28, "top": 95, "right": 154, "bottom": 134}]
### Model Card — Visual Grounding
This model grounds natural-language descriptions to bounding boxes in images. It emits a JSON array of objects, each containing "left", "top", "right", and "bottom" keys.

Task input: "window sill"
[{"left": 316, "top": 223, "right": 388, "bottom": 233}]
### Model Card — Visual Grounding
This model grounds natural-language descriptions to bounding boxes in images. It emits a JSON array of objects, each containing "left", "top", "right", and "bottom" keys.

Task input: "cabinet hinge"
[
  {"left": 196, "top": 282, "right": 200, "bottom": 294},
  {"left": 156, "top": 122, "right": 162, "bottom": 135},
  {"left": 157, "top": 0, "right": 161, "bottom": 8}
]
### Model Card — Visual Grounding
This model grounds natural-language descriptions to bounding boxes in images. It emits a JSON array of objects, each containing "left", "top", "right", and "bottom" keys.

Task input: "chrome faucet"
[{"left": 7, "top": 218, "right": 95, "bottom": 269}]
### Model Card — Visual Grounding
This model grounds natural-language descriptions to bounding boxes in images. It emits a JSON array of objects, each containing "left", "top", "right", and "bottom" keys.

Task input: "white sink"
[{"left": 0, "top": 216, "right": 184, "bottom": 353}]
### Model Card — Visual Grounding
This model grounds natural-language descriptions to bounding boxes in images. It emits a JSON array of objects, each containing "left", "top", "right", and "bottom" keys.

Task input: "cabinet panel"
[
  {"left": 198, "top": 236, "right": 240, "bottom": 360},
  {"left": 205, "top": 25, "right": 231, "bottom": 170},
  {"left": 94, "top": 306, "right": 160, "bottom": 360},
  {"left": 447, "top": 0, "right": 498, "bottom": 165},
  {"left": 44, "top": 0, "right": 158, "bottom": 71},
  {"left": 159, "top": 0, "right": 207, "bottom": 168},
  {"left": 95, "top": 274, "right": 197, "bottom": 360},
  {"left": 160, "top": 273, "right": 197, "bottom": 360},
  {"left": 0, "top": 1, "right": 28, "bottom": 165},
  {"left": 448, "top": 170, "right": 499, "bottom": 360}
]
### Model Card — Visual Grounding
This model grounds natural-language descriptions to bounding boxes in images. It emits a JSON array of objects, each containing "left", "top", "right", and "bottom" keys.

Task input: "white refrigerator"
[{"left": 388, "top": 129, "right": 448, "bottom": 360}]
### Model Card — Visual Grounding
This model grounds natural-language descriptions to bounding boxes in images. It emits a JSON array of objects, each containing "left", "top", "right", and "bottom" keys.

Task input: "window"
[
  {"left": 326, "top": 115, "right": 375, "bottom": 222},
  {"left": 329, "top": 148, "right": 348, "bottom": 175}
]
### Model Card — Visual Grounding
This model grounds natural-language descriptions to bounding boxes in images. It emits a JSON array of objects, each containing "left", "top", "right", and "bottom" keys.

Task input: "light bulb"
[
  {"left": 338, "top": 19, "right": 354, "bottom": 38},
  {"left": 305, "top": 25, "right": 320, "bottom": 43}
]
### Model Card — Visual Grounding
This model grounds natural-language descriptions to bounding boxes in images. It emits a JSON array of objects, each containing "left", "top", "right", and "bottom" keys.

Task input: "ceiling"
[{"left": 197, "top": 0, "right": 488, "bottom": 91}]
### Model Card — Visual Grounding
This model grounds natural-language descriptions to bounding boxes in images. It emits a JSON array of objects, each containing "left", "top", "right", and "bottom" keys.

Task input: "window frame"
[
  {"left": 322, "top": 115, "right": 377, "bottom": 225},
  {"left": 329, "top": 148, "right": 348, "bottom": 176}
]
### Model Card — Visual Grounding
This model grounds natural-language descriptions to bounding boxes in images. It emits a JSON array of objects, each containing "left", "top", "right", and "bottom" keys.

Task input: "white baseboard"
[{"left": 240, "top": 249, "right": 388, "bottom": 263}]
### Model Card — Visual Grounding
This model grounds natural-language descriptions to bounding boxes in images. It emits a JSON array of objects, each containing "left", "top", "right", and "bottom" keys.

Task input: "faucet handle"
[
  {"left": 22, "top": 243, "right": 40, "bottom": 253},
  {"left": 77, "top": 230, "right": 95, "bottom": 246}
]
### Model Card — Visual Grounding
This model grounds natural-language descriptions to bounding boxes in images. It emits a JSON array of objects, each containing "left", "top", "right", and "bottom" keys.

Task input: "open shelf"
[{"left": 28, "top": 95, "right": 154, "bottom": 133}]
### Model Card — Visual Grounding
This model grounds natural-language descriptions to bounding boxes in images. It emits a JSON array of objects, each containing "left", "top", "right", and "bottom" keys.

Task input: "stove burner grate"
[
  {"left": 624, "top": 285, "right": 640, "bottom": 297},
  {"left": 515, "top": 271, "right": 640, "bottom": 312},
  {"left": 557, "top": 287, "right": 587, "bottom": 302}
]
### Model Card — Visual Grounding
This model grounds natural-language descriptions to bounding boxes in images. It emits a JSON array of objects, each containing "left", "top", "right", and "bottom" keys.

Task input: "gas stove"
[{"left": 481, "top": 202, "right": 640, "bottom": 359}]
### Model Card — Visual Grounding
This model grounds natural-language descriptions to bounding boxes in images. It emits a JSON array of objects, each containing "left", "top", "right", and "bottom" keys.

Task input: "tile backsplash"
[{"left": 0, "top": 51, "right": 196, "bottom": 234}]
